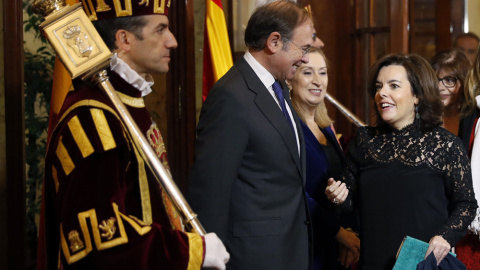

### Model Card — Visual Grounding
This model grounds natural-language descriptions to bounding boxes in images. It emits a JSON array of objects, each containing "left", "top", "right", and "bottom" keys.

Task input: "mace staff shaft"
[{"left": 325, "top": 93, "right": 366, "bottom": 127}]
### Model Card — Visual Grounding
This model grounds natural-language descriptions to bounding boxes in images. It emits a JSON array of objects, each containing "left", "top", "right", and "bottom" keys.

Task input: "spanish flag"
[{"left": 202, "top": 0, "right": 233, "bottom": 101}]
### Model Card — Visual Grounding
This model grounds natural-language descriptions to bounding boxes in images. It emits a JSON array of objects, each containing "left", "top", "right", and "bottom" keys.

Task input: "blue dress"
[{"left": 300, "top": 120, "right": 353, "bottom": 270}]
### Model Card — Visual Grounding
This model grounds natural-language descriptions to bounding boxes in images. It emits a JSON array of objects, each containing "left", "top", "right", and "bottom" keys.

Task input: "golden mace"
[{"left": 32, "top": 0, "right": 206, "bottom": 235}]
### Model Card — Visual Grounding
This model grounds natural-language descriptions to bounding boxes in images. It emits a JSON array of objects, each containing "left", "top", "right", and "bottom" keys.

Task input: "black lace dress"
[{"left": 345, "top": 123, "right": 477, "bottom": 270}]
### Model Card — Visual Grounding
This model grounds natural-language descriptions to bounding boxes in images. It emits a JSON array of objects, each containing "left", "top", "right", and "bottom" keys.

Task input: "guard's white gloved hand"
[{"left": 202, "top": 233, "right": 230, "bottom": 270}]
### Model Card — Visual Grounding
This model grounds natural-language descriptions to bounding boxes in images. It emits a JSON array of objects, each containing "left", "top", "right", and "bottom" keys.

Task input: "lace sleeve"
[
  {"left": 434, "top": 133, "right": 478, "bottom": 245},
  {"left": 337, "top": 128, "right": 370, "bottom": 212}
]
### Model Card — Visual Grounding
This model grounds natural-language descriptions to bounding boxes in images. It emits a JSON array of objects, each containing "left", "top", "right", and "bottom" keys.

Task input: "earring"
[{"left": 415, "top": 106, "right": 420, "bottom": 119}]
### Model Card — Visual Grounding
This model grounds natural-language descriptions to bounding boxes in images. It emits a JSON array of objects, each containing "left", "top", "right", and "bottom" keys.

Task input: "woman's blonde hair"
[
  {"left": 290, "top": 47, "right": 333, "bottom": 128},
  {"left": 461, "top": 46, "right": 480, "bottom": 117}
]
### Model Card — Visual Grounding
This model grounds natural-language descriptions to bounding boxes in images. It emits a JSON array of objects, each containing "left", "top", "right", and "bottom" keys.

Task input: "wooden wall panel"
[
  {"left": 391, "top": 0, "right": 409, "bottom": 54},
  {"left": 310, "top": 0, "right": 358, "bottom": 139},
  {"left": 3, "top": 0, "right": 26, "bottom": 269},
  {"left": 167, "top": 0, "right": 196, "bottom": 192},
  {"left": 436, "top": 0, "right": 452, "bottom": 51}
]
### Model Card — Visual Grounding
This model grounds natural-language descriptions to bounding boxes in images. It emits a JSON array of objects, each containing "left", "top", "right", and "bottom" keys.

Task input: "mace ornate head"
[{"left": 31, "top": 0, "right": 66, "bottom": 17}]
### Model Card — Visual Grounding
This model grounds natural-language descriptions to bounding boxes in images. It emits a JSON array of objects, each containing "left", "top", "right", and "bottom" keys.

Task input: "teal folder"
[{"left": 392, "top": 236, "right": 456, "bottom": 270}]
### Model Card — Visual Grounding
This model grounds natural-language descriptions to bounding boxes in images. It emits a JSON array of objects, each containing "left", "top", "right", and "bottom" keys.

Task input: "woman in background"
[
  {"left": 456, "top": 47, "right": 480, "bottom": 269},
  {"left": 430, "top": 49, "right": 470, "bottom": 135},
  {"left": 288, "top": 47, "right": 360, "bottom": 269},
  {"left": 326, "top": 54, "right": 477, "bottom": 269}
]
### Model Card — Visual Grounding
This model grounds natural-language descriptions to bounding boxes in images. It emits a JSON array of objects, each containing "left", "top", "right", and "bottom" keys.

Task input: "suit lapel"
[{"left": 235, "top": 58, "right": 303, "bottom": 177}]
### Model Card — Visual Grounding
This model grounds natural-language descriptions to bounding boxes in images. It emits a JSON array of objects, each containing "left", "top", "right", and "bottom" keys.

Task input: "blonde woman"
[
  {"left": 288, "top": 47, "right": 360, "bottom": 269},
  {"left": 456, "top": 46, "right": 480, "bottom": 269}
]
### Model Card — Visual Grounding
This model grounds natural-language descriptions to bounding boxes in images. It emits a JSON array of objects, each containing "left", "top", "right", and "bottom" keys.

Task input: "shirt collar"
[
  {"left": 110, "top": 53, "right": 154, "bottom": 97},
  {"left": 243, "top": 51, "right": 276, "bottom": 89}
]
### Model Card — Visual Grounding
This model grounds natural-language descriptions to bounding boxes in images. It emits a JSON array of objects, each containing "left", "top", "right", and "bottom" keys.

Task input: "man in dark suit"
[{"left": 189, "top": 1, "right": 315, "bottom": 269}]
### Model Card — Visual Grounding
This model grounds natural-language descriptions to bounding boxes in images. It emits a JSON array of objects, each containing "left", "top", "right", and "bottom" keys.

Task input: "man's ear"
[
  {"left": 266, "top": 32, "right": 283, "bottom": 54},
  {"left": 115, "top": 30, "right": 132, "bottom": 52}
]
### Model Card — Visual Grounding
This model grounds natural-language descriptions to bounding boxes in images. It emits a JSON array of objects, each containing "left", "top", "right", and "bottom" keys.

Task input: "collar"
[
  {"left": 243, "top": 51, "right": 275, "bottom": 89},
  {"left": 110, "top": 53, "right": 154, "bottom": 97}
]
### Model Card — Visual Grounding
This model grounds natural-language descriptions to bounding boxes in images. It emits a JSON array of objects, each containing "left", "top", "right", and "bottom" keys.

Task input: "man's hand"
[{"left": 203, "top": 233, "right": 230, "bottom": 270}]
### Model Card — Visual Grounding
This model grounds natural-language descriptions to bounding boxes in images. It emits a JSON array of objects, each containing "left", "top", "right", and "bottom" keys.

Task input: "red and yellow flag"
[{"left": 202, "top": 0, "right": 233, "bottom": 101}]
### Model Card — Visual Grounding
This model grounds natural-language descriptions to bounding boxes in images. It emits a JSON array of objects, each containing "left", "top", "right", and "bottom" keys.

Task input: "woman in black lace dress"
[{"left": 326, "top": 54, "right": 478, "bottom": 269}]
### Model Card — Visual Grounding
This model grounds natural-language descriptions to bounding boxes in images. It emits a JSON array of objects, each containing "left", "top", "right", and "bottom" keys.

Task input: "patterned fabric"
[
  {"left": 343, "top": 122, "right": 477, "bottom": 269},
  {"left": 146, "top": 123, "right": 183, "bottom": 230},
  {"left": 43, "top": 70, "right": 203, "bottom": 270},
  {"left": 352, "top": 123, "right": 476, "bottom": 243}
]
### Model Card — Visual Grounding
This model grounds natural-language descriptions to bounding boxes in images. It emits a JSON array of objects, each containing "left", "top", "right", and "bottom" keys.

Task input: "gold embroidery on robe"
[
  {"left": 60, "top": 203, "right": 129, "bottom": 264},
  {"left": 99, "top": 217, "right": 117, "bottom": 240},
  {"left": 132, "top": 140, "right": 153, "bottom": 225},
  {"left": 146, "top": 123, "right": 169, "bottom": 170},
  {"left": 90, "top": 108, "right": 116, "bottom": 151},
  {"left": 186, "top": 232, "right": 204, "bottom": 270},
  {"left": 56, "top": 138, "right": 75, "bottom": 175},
  {"left": 117, "top": 91, "right": 145, "bottom": 108},
  {"left": 68, "top": 230, "right": 85, "bottom": 253},
  {"left": 120, "top": 213, "right": 152, "bottom": 235},
  {"left": 67, "top": 115, "right": 94, "bottom": 158},
  {"left": 146, "top": 123, "right": 182, "bottom": 230},
  {"left": 60, "top": 218, "right": 93, "bottom": 264},
  {"left": 128, "top": 214, "right": 148, "bottom": 226},
  {"left": 53, "top": 100, "right": 157, "bottom": 230},
  {"left": 54, "top": 100, "right": 153, "bottom": 226}
]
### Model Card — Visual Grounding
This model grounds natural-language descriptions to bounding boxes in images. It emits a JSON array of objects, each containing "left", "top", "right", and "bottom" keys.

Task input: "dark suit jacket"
[
  {"left": 189, "top": 56, "right": 312, "bottom": 270},
  {"left": 458, "top": 108, "right": 479, "bottom": 152}
]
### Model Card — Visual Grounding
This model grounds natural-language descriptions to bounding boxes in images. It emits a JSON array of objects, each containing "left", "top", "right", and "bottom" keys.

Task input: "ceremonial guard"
[{"left": 39, "top": 0, "right": 229, "bottom": 269}]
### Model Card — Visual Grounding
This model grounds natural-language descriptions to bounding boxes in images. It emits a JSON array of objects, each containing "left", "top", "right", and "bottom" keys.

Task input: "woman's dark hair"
[
  {"left": 368, "top": 54, "right": 443, "bottom": 132},
  {"left": 93, "top": 16, "right": 147, "bottom": 51},
  {"left": 430, "top": 49, "right": 470, "bottom": 107},
  {"left": 244, "top": 0, "right": 310, "bottom": 50}
]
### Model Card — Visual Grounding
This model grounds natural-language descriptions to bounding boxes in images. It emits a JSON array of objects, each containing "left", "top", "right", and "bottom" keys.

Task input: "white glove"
[{"left": 202, "top": 233, "right": 230, "bottom": 270}]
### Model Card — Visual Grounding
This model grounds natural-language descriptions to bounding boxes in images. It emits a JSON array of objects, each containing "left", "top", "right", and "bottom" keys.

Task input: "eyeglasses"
[
  {"left": 289, "top": 40, "right": 311, "bottom": 56},
  {"left": 438, "top": 76, "right": 457, "bottom": 88}
]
